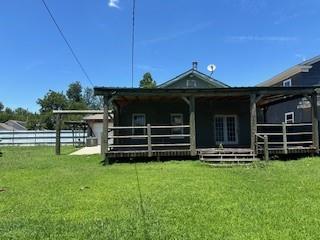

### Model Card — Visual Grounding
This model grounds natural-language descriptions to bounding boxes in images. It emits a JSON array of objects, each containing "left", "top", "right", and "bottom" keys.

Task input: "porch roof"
[{"left": 94, "top": 86, "right": 319, "bottom": 101}]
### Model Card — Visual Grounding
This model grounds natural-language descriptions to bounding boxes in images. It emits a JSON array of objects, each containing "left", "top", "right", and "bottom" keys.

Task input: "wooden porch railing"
[
  {"left": 255, "top": 122, "right": 314, "bottom": 155},
  {"left": 106, "top": 124, "right": 190, "bottom": 156}
]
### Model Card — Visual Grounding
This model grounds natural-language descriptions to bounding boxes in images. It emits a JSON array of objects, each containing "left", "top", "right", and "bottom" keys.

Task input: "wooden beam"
[
  {"left": 250, "top": 94, "right": 257, "bottom": 150},
  {"left": 311, "top": 93, "right": 319, "bottom": 154},
  {"left": 189, "top": 96, "right": 196, "bottom": 156},
  {"left": 55, "top": 113, "right": 62, "bottom": 155},
  {"left": 101, "top": 96, "right": 110, "bottom": 164},
  {"left": 182, "top": 97, "right": 190, "bottom": 106},
  {"left": 53, "top": 110, "right": 103, "bottom": 115}
]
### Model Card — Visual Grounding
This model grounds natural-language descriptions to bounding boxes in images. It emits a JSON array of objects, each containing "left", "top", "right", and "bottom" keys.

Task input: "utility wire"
[
  {"left": 130, "top": 0, "right": 148, "bottom": 238},
  {"left": 131, "top": 0, "right": 136, "bottom": 87},
  {"left": 41, "top": 0, "right": 94, "bottom": 87}
]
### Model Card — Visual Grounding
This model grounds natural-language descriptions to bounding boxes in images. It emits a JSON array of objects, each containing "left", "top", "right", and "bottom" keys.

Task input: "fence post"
[
  {"left": 147, "top": 124, "right": 152, "bottom": 157},
  {"left": 282, "top": 122, "right": 288, "bottom": 154},
  {"left": 12, "top": 129, "right": 15, "bottom": 146},
  {"left": 264, "top": 135, "right": 269, "bottom": 161}
]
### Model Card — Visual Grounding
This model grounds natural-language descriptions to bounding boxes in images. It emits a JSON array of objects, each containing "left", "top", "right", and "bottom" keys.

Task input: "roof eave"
[{"left": 257, "top": 65, "right": 312, "bottom": 87}]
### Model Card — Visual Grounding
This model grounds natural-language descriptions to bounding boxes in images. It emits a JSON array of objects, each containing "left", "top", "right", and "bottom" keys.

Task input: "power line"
[
  {"left": 131, "top": 0, "right": 136, "bottom": 87},
  {"left": 40, "top": 0, "right": 94, "bottom": 87},
  {"left": 130, "top": 0, "right": 148, "bottom": 238}
]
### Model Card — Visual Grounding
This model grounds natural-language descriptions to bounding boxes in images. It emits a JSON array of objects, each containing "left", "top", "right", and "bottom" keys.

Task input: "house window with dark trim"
[
  {"left": 132, "top": 114, "right": 146, "bottom": 135},
  {"left": 283, "top": 79, "right": 292, "bottom": 87},
  {"left": 285, "top": 112, "right": 294, "bottom": 124},
  {"left": 170, "top": 113, "right": 183, "bottom": 136},
  {"left": 186, "top": 79, "right": 197, "bottom": 88}
]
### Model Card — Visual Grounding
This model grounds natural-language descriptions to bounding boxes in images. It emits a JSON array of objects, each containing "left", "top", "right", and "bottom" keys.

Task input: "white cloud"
[
  {"left": 108, "top": 0, "right": 120, "bottom": 9},
  {"left": 227, "top": 36, "right": 298, "bottom": 42}
]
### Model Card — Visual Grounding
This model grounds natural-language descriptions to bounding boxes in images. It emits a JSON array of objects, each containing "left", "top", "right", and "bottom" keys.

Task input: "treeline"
[{"left": 0, "top": 81, "right": 102, "bottom": 130}]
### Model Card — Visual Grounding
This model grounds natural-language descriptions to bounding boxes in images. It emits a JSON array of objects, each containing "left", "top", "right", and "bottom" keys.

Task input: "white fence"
[{"left": 0, "top": 130, "right": 87, "bottom": 146}]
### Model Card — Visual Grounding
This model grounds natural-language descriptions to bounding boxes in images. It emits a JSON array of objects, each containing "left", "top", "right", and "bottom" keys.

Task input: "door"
[{"left": 214, "top": 115, "right": 238, "bottom": 145}]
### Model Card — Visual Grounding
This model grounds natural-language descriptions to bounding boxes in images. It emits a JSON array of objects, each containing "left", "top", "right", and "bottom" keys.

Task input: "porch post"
[
  {"left": 311, "top": 93, "right": 319, "bottom": 154},
  {"left": 101, "top": 96, "right": 109, "bottom": 163},
  {"left": 189, "top": 96, "right": 197, "bottom": 156},
  {"left": 250, "top": 94, "right": 257, "bottom": 150},
  {"left": 55, "top": 113, "right": 61, "bottom": 155}
]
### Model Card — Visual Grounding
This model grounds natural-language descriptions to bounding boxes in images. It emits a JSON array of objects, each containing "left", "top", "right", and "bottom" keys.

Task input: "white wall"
[{"left": 88, "top": 122, "right": 113, "bottom": 145}]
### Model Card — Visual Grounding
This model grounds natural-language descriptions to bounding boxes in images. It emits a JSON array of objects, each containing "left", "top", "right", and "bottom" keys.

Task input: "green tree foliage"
[
  {"left": 66, "top": 81, "right": 82, "bottom": 102},
  {"left": 0, "top": 82, "right": 101, "bottom": 130},
  {"left": 139, "top": 72, "right": 157, "bottom": 88},
  {"left": 37, "top": 90, "right": 68, "bottom": 129},
  {"left": 83, "top": 87, "right": 103, "bottom": 109},
  {"left": 37, "top": 90, "right": 68, "bottom": 113},
  {"left": 0, "top": 102, "right": 4, "bottom": 112},
  {"left": 0, "top": 102, "right": 37, "bottom": 129}
]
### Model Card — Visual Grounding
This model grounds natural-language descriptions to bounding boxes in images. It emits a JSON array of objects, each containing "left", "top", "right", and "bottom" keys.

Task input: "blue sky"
[{"left": 1, "top": 0, "right": 320, "bottom": 112}]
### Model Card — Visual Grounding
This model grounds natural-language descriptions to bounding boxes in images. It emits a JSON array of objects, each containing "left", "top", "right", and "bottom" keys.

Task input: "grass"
[{"left": 1, "top": 147, "right": 320, "bottom": 239}]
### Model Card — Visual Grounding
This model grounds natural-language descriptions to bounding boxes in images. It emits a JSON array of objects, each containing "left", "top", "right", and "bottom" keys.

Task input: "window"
[
  {"left": 283, "top": 79, "right": 292, "bottom": 87},
  {"left": 186, "top": 79, "right": 197, "bottom": 88},
  {"left": 170, "top": 113, "right": 183, "bottom": 136},
  {"left": 132, "top": 114, "right": 146, "bottom": 135},
  {"left": 214, "top": 115, "right": 238, "bottom": 144},
  {"left": 285, "top": 112, "right": 295, "bottom": 124}
]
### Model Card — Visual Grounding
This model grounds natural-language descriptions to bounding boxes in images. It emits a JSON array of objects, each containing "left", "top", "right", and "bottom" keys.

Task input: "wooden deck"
[
  {"left": 107, "top": 149, "right": 191, "bottom": 158},
  {"left": 104, "top": 123, "right": 318, "bottom": 160}
]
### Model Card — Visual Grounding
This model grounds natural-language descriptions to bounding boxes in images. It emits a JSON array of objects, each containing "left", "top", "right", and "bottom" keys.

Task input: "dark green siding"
[{"left": 117, "top": 97, "right": 251, "bottom": 148}]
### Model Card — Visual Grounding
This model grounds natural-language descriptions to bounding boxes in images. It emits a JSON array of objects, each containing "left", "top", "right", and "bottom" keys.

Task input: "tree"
[
  {"left": 66, "top": 81, "right": 82, "bottom": 102},
  {"left": 37, "top": 90, "right": 68, "bottom": 129},
  {"left": 0, "top": 102, "right": 4, "bottom": 112},
  {"left": 139, "top": 72, "right": 156, "bottom": 88},
  {"left": 83, "top": 87, "right": 103, "bottom": 109}
]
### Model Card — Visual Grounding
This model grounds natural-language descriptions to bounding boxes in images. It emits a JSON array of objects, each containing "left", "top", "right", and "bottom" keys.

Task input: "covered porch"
[{"left": 94, "top": 87, "right": 319, "bottom": 163}]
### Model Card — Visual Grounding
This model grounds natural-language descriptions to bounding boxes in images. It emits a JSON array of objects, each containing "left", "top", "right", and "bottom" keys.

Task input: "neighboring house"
[
  {"left": 0, "top": 120, "right": 27, "bottom": 131},
  {"left": 257, "top": 55, "right": 320, "bottom": 123},
  {"left": 5, "top": 120, "right": 27, "bottom": 130},
  {"left": 0, "top": 123, "right": 15, "bottom": 131},
  {"left": 95, "top": 62, "right": 319, "bottom": 162},
  {"left": 83, "top": 113, "right": 113, "bottom": 145}
]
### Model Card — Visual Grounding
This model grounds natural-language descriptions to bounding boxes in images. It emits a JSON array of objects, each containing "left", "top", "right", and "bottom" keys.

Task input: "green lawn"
[{"left": 1, "top": 147, "right": 320, "bottom": 239}]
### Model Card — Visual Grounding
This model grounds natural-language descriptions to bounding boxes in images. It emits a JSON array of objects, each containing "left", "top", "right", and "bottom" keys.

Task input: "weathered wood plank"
[
  {"left": 189, "top": 96, "right": 196, "bottom": 156},
  {"left": 250, "top": 94, "right": 257, "bottom": 151},
  {"left": 311, "top": 93, "right": 319, "bottom": 153},
  {"left": 55, "top": 113, "right": 62, "bottom": 155}
]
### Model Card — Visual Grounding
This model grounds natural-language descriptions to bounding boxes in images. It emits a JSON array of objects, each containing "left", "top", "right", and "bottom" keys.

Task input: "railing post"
[
  {"left": 250, "top": 94, "right": 257, "bottom": 150},
  {"left": 311, "top": 93, "right": 319, "bottom": 154},
  {"left": 189, "top": 96, "right": 197, "bottom": 156},
  {"left": 55, "top": 114, "right": 61, "bottom": 155},
  {"left": 282, "top": 122, "right": 288, "bottom": 154},
  {"left": 264, "top": 135, "right": 269, "bottom": 161},
  {"left": 147, "top": 124, "right": 152, "bottom": 157}
]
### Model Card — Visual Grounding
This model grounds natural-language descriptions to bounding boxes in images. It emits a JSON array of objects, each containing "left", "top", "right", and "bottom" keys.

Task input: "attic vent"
[{"left": 186, "top": 79, "right": 197, "bottom": 88}]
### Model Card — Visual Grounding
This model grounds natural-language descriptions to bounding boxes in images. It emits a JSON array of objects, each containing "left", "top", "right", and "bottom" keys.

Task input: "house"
[
  {"left": 94, "top": 62, "right": 319, "bottom": 164},
  {"left": 257, "top": 55, "right": 320, "bottom": 124},
  {"left": 0, "top": 120, "right": 27, "bottom": 131},
  {"left": 0, "top": 123, "right": 15, "bottom": 131},
  {"left": 5, "top": 120, "right": 27, "bottom": 131}
]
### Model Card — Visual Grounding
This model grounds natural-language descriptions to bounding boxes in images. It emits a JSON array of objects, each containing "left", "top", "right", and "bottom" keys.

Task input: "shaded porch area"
[{"left": 94, "top": 86, "right": 320, "bottom": 163}]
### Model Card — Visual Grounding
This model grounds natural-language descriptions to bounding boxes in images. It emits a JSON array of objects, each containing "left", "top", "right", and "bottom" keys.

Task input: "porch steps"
[{"left": 199, "top": 148, "right": 259, "bottom": 167}]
